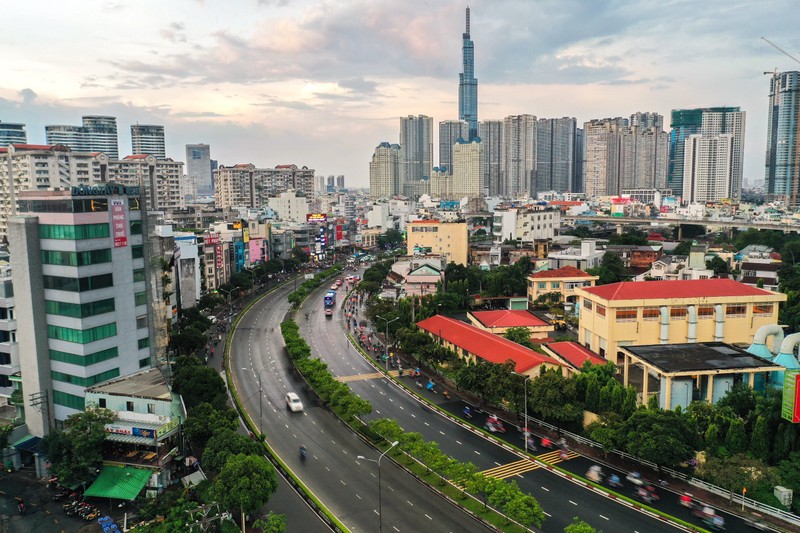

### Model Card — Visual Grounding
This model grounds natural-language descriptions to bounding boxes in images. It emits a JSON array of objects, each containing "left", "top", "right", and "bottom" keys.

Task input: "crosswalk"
[
  {"left": 336, "top": 370, "right": 399, "bottom": 382},
  {"left": 480, "top": 449, "right": 579, "bottom": 480}
]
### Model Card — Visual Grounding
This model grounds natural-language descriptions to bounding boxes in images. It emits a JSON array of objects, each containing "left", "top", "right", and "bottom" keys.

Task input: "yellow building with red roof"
[{"left": 527, "top": 265, "right": 598, "bottom": 305}]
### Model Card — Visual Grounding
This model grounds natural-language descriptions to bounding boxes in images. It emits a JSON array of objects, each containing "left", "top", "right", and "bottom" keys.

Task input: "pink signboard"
[{"left": 110, "top": 199, "right": 128, "bottom": 247}]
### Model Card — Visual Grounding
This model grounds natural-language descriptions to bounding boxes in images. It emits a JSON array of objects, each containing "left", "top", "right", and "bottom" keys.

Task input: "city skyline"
[{"left": 0, "top": 0, "right": 797, "bottom": 187}]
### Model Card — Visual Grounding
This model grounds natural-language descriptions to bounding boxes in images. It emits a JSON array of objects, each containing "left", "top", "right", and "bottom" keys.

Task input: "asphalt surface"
[
  {"left": 229, "top": 280, "right": 491, "bottom": 533},
  {"left": 302, "top": 280, "right": 691, "bottom": 533}
]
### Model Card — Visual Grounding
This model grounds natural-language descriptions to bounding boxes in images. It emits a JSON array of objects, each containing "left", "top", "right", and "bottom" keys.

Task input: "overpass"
[{"left": 562, "top": 214, "right": 800, "bottom": 238}]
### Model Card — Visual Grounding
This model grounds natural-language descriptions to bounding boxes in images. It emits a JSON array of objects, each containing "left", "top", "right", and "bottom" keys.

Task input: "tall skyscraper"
[
  {"left": 438, "top": 120, "right": 469, "bottom": 172},
  {"left": 573, "top": 128, "right": 584, "bottom": 193},
  {"left": 369, "top": 142, "right": 401, "bottom": 199},
  {"left": 583, "top": 117, "right": 628, "bottom": 197},
  {"left": 501, "top": 115, "right": 536, "bottom": 197},
  {"left": 399, "top": 115, "right": 433, "bottom": 198},
  {"left": 46, "top": 115, "right": 119, "bottom": 158},
  {"left": 620, "top": 113, "right": 668, "bottom": 191},
  {"left": 535, "top": 118, "right": 577, "bottom": 193},
  {"left": 765, "top": 71, "right": 800, "bottom": 206},
  {"left": 335, "top": 175, "right": 345, "bottom": 189},
  {"left": 668, "top": 107, "right": 744, "bottom": 199},
  {"left": 131, "top": 124, "right": 166, "bottom": 159},
  {"left": 186, "top": 144, "right": 212, "bottom": 195},
  {"left": 10, "top": 187, "right": 154, "bottom": 435},
  {"left": 452, "top": 138, "right": 484, "bottom": 199},
  {"left": 0, "top": 121, "right": 27, "bottom": 146},
  {"left": 479, "top": 120, "right": 503, "bottom": 196},
  {"left": 682, "top": 133, "right": 735, "bottom": 203},
  {"left": 458, "top": 7, "right": 478, "bottom": 141}
]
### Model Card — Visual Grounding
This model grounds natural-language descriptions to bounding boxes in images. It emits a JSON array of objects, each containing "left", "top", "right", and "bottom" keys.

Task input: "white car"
[{"left": 285, "top": 392, "right": 304, "bottom": 412}]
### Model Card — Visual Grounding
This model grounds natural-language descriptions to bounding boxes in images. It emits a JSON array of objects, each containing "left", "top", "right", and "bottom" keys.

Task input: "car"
[
  {"left": 285, "top": 392, "right": 304, "bottom": 412},
  {"left": 324, "top": 308, "right": 333, "bottom": 316}
]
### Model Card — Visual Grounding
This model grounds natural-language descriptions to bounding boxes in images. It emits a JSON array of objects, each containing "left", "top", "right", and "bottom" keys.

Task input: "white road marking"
[
  {"left": 455, "top": 440, "right": 462, "bottom": 445},
  {"left": 424, "top": 514, "right": 432, "bottom": 521},
  {"left": 541, "top": 487, "right": 550, "bottom": 492},
  {"left": 599, "top": 515, "right": 609, "bottom": 520},
  {"left": 569, "top": 500, "right": 577, "bottom": 506}
]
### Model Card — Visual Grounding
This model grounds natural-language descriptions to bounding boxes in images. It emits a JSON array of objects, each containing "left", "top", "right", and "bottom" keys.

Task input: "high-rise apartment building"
[
  {"left": 46, "top": 116, "right": 119, "bottom": 159},
  {"left": 369, "top": 142, "right": 401, "bottom": 199},
  {"left": 668, "top": 107, "right": 745, "bottom": 199},
  {"left": 0, "top": 121, "right": 27, "bottom": 146},
  {"left": 131, "top": 124, "right": 166, "bottom": 159},
  {"left": 501, "top": 115, "right": 536, "bottom": 197},
  {"left": 535, "top": 118, "right": 577, "bottom": 193},
  {"left": 452, "top": 138, "right": 484, "bottom": 199},
  {"left": 682, "top": 133, "right": 735, "bottom": 203},
  {"left": 574, "top": 128, "right": 584, "bottom": 193},
  {"left": 439, "top": 120, "right": 469, "bottom": 172},
  {"left": 399, "top": 115, "right": 433, "bottom": 198},
  {"left": 583, "top": 117, "right": 628, "bottom": 197},
  {"left": 10, "top": 187, "right": 154, "bottom": 435},
  {"left": 620, "top": 113, "right": 669, "bottom": 191},
  {"left": 336, "top": 175, "right": 345, "bottom": 189},
  {"left": 96, "top": 154, "right": 186, "bottom": 211},
  {"left": 479, "top": 120, "right": 503, "bottom": 196},
  {"left": 765, "top": 71, "right": 800, "bottom": 206},
  {"left": 458, "top": 7, "right": 478, "bottom": 141},
  {"left": 186, "top": 144, "right": 212, "bottom": 195},
  {"left": 213, "top": 164, "right": 316, "bottom": 208}
]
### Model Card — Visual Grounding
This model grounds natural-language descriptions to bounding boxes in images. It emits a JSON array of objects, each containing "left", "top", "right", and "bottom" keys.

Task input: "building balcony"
[{"left": 0, "top": 318, "right": 17, "bottom": 332}]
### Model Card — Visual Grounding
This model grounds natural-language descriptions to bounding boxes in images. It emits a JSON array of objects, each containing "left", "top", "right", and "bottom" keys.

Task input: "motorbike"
[
  {"left": 462, "top": 407, "right": 473, "bottom": 419},
  {"left": 485, "top": 416, "right": 506, "bottom": 433},
  {"left": 15, "top": 498, "right": 25, "bottom": 515},
  {"left": 607, "top": 474, "right": 622, "bottom": 488}
]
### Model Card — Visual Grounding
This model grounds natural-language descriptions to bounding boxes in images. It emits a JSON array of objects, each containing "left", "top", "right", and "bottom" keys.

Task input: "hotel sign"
[{"left": 72, "top": 185, "right": 140, "bottom": 196}]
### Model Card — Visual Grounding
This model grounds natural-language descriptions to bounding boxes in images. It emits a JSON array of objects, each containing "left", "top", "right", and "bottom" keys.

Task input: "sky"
[{"left": 1, "top": 0, "right": 798, "bottom": 188}]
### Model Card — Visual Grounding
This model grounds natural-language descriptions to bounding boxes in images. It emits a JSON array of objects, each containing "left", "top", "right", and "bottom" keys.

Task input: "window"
[
  {"left": 130, "top": 220, "right": 142, "bottom": 235},
  {"left": 670, "top": 307, "right": 687, "bottom": 320},
  {"left": 136, "top": 316, "right": 148, "bottom": 329},
  {"left": 138, "top": 337, "right": 150, "bottom": 349},
  {"left": 126, "top": 401, "right": 134, "bottom": 411},
  {"left": 131, "top": 245, "right": 144, "bottom": 259},
  {"left": 597, "top": 305, "right": 606, "bottom": 317},
  {"left": 698, "top": 306, "right": 715, "bottom": 319},
  {"left": 47, "top": 322, "right": 117, "bottom": 344},
  {"left": 538, "top": 282, "right": 546, "bottom": 289},
  {"left": 50, "top": 347, "right": 118, "bottom": 366},
  {"left": 139, "top": 357, "right": 151, "bottom": 368},
  {"left": 133, "top": 268, "right": 146, "bottom": 282},
  {"left": 551, "top": 282, "right": 560, "bottom": 289},
  {"left": 616, "top": 308, "right": 637, "bottom": 322},
  {"left": 41, "top": 248, "right": 112, "bottom": 266},
  {"left": 53, "top": 390, "right": 85, "bottom": 411},
  {"left": 643, "top": 307, "right": 660, "bottom": 321},
  {"left": 51, "top": 368, "right": 119, "bottom": 387},
  {"left": 134, "top": 291, "right": 147, "bottom": 306},
  {"left": 147, "top": 403, "right": 156, "bottom": 414},
  {"left": 39, "top": 223, "right": 110, "bottom": 240},
  {"left": 583, "top": 299, "right": 593, "bottom": 311},
  {"left": 753, "top": 303, "right": 774, "bottom": 316},
  {"left": 99, "top": 398, "right": 106, "bottom": 408},
  {"left": 0, "top": 353, "right": 10, "bottom": 365},
  {"left": 726, "top": 305, "right": 746, "bottom": 318},
  {"left": 43, "top": 273, "right": 113, "bottom": 292},
  {"left": 46, "top": 298, "right": 115, "bottom": 318}
]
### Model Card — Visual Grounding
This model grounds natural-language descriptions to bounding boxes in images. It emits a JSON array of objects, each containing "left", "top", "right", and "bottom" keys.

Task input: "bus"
[{"left": 323, "top": 291, "right": 335, "bottom": 308}]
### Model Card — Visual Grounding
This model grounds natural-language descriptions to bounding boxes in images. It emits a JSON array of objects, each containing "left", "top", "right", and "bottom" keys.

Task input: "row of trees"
[{"left": 287, "top": 264, "right": 343, "bottom": 307}]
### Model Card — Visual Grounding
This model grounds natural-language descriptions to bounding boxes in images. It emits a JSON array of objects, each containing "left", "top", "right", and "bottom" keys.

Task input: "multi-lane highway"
[{"left": 229, "top": 280, "right": 491, "bottom": 533}]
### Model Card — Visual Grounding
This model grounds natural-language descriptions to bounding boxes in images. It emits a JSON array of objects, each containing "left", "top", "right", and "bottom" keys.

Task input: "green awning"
[{"left": 84, "top": 466, "right": 151, "bottom": 500}]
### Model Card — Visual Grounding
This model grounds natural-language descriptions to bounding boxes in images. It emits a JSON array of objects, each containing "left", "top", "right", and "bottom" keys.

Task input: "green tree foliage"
[
  {"left": 587, "top": 252, "right": 627, "bottom": 285},
  {"left": 170, "top": 328, "right": 207, "bottom": 356},
  {"left": 210, "top": 454, "right": 278, "bottom": 517},
  {"left": 254, "top": 512, "right": 287, "bottom": 533},
  {"left": 202, "top": 428, "right": 262, "bottom": 472},
  {"left": 564, "top": 517, "right": 598, "bottom": 533},
  {"left": 172, "top": 358, "right": 228, "bottom": 410},
  {"left": 504, "top": 493, "right": 546, "bottom": 528},
  {"left": 672, "top": 240, "right": 694, "bottom": 256},
  {"left": 617, "top": 409, "right": 694, "bottom": 468},
  {"left": 705, "top": 256, "right": 730, "bottom": 275},
  {"left": 289, "top": 245, "right": 310, "bottom": 264},
  {"left": 698, "top": 454, "right": 778, "bottom": 503},
  {"left": 608, "top": 229, "right": 648, "bottom": 245},
  {"left": 503, "top": 326, "right": 535, "bottom": 350},
  {"left": 526, "top": 368, "right": 583, "bottom": 425},
  {"left": 377, "top": 228, "right": 404, "bottom": 249},
  {"left": 41, "top": 407, "right": 116, "bottom": 486},
  {"left": 183, "top": 403, "right": 239, "bottom": 448},
  {"left": 724, "top": 418, "right": 748, "bottom": 456}
]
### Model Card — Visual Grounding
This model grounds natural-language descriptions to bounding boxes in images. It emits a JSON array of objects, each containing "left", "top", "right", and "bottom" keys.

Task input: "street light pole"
[
  {"left": 358, "top": 440, "right": 399, "bottom": 533},
  {"left": 376, "top": 316, "right": 400, "bottom": 371}
]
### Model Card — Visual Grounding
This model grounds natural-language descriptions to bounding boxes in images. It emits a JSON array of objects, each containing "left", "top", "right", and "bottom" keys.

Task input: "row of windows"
[
  {"left": 591, "top": 303, "right": 777, "bottom": 322},
  {"left": 41, "top": 248, "right": 112, "bottom": 266},
  {"left": 46, "top": 298, "right": 115, "bottom": 318},
  {"left": 49, "top": 347, "right": 119, "bottom": 366},
  {"left": 40, "top": 223, "right": 110, "bottom": 240},
  {"left": 51, "top": 367, "right": 119, "bottom": 387},
  {"left": 44, "top": 273, "right": 113, "bottom": 293},
  {"left": 53, "top": 390, "right": 85, "bottom": 411},
  {"left": 19, "top": 199, "right": 109, "bottom": 214},
  {"left": 411, "top": 226, "right": 438, "bottom": 232},
  {"left": 48, "top": 322, "right": 117, "bottom": 344}
]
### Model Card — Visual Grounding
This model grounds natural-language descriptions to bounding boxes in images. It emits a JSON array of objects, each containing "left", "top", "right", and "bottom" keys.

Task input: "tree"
[
  {"left": 170, "top": 328, "right": 207, "bottom": 355},
  {"left": 210, "top": 454, "right": 278, "bottom": 520},
  {"left": 173, "top": 359, "right": 228, "bottom": 409},
  {"left": 504, "top": 493, "right": 545, "bottom": 528},
  {"left": 41, "top": 407, "right": 115, "bottom": 486},
  {"left": 698, "top": 454, "right": 778, "bottom": 503},
  {"left": 503, "top": 327, "right": 535, "bottom": 350},
  {"left": 183, "top": 403, "right": 239, "bottom": 448},
  {"left": 290, "top": 246, "right": 310, "bottom": 265},
  {"left": 724, "top": 418, "right": 748, "bottom": 456},
  {"left": 564, "top": 517, "right": 598, "bottom": 532},
  {"left": 377, "top": 228, "right": 404, "bottom": 249},
  {"left": 672, "top": 240, "right": 693, "bottom": 256},
  {"left": 589, "top": 252, "right": 626, "bottom": 285},
  {"left": 706, "top": 256, "right": 730, "bottom": 275},
  {"left": 617, "top": 409, "right": 694, "bottom": 469},
  {"left": 203, "top": 428, "right": 262, "bottom": 472},
  {"left": 254, "top": 512, "right": 287, "bottom": 533}
]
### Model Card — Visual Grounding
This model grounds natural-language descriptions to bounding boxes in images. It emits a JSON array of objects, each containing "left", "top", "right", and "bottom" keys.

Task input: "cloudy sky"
[{"left": 1, "top": 0, "right": 798, "bottom": 187}]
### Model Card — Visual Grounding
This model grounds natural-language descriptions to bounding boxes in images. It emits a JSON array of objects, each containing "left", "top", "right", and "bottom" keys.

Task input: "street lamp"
[
  {"left": 523, "top": 375, "right": 532, "bottom": 454},
  {"left": 375, "top": 315, "right": 400, "bottom": 371},
  {"left": 217, "top": 287, "right": 234, "bottom": 305},
  {"left": 241, "top": 368, "right": 263, "bottom": 436},
  {"left": 357, "top": 440, "right": 399, "bottom": 533}
]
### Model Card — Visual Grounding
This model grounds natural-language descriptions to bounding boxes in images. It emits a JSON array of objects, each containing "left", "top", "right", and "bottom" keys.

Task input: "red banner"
[
  {"left": 111, "top": 199, "right": 128, "bottom": 247},
  {"left": 336, "top": 225, "right": 343, "bottom": 241}
]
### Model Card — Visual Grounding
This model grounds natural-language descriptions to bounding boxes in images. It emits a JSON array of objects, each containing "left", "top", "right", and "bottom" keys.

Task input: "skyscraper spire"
[{"left": 459, "top": 6, "right": 478, "bottom": 141}]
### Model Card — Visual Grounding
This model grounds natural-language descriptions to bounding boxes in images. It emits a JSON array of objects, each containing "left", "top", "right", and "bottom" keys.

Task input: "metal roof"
[
  {"left": 85, "top": 368, "right": 171, "bottom": 400},
  {"left": 621, "top": 342, "right": 783, "bottom": 374}
]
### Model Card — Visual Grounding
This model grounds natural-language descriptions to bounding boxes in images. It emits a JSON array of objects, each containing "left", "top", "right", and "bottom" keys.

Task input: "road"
[
  {"left": 229, "top": 280, "right": 491, "bottom": 533},
  {"left": 302, "top": 282, "right": 690, "bottom": 533}
]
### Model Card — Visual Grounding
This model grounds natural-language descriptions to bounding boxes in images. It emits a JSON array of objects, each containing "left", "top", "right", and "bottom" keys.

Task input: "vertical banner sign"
[
  {"left": 782, "top": 370, "right": 800, "bottom": 423},
  {"left": 336, "top": 225, "right": 343, "bottom": 242},
  {"left": 111, "top": 199, "right": 128, "bottom": 247},
  {"left": 216, "top": 245, "right": 224, "bottom": 271}
]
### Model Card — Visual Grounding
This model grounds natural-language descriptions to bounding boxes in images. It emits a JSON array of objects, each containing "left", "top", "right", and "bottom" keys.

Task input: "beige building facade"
[{"left": 406, "top": 220, "right": 468, "bottom": 266}]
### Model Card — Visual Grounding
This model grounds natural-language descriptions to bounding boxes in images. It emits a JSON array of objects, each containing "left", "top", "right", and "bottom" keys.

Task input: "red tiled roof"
[
  {"left": 410, "top": 220, "right": 441, "bottom": 224},
  {"left": 547, "top": 201, "right": 584, "bottom": 206},
  {"left": 416, "top": 315, "right": 560, "bottom": 373},
  {"left": 124, "top": 154, "right": 150, "bottom": 160},
  {"left": 581, "top": 279, "right": 777, "bottom": 301},
  {"left": 233, "top": 163, "right": 253, "bottom": 168},
  {"left": 530, "top": 266, "right": 593, "bottom": 279},
  {"left": 545, "top": 341, "right": 606, "bottom": 368},
  {"left": 471, "top": 310, "right": 549, "bottom": 328},
  {"left": 11, "top": 144, "right": 53, "bottom": 150},
  {"left": 275, "top": 164, "right": 295, "bottom": 169}
]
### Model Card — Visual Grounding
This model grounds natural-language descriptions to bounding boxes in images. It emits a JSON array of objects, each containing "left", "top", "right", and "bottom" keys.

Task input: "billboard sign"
[
  {"left": 782, "top": 370, "right": 800, "bottom": 423},
  {"left": 110, "top": 199, "right": 128, "bottom": 248},
  {"left": 306, "top": 213, "right": 328, "bottom": 224},
  {"left": 204, "top": 233, "right": 221, "bottom": 246}
]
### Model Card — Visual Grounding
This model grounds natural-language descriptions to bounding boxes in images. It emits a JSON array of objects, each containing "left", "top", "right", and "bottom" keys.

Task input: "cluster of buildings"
[{"left": 368, "top": 9, "right": 799, "bottom": 213}]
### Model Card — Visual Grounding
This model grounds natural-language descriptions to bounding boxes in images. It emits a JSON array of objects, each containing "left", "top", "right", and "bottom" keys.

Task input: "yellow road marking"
[{"left": 336, "top": 371, "right": 399, "bottom": 382}]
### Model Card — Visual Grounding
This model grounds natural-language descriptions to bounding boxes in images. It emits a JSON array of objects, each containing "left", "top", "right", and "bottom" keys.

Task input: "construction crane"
[{"left": 761, "top": 37, "right": 800, "bottom": 65}]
